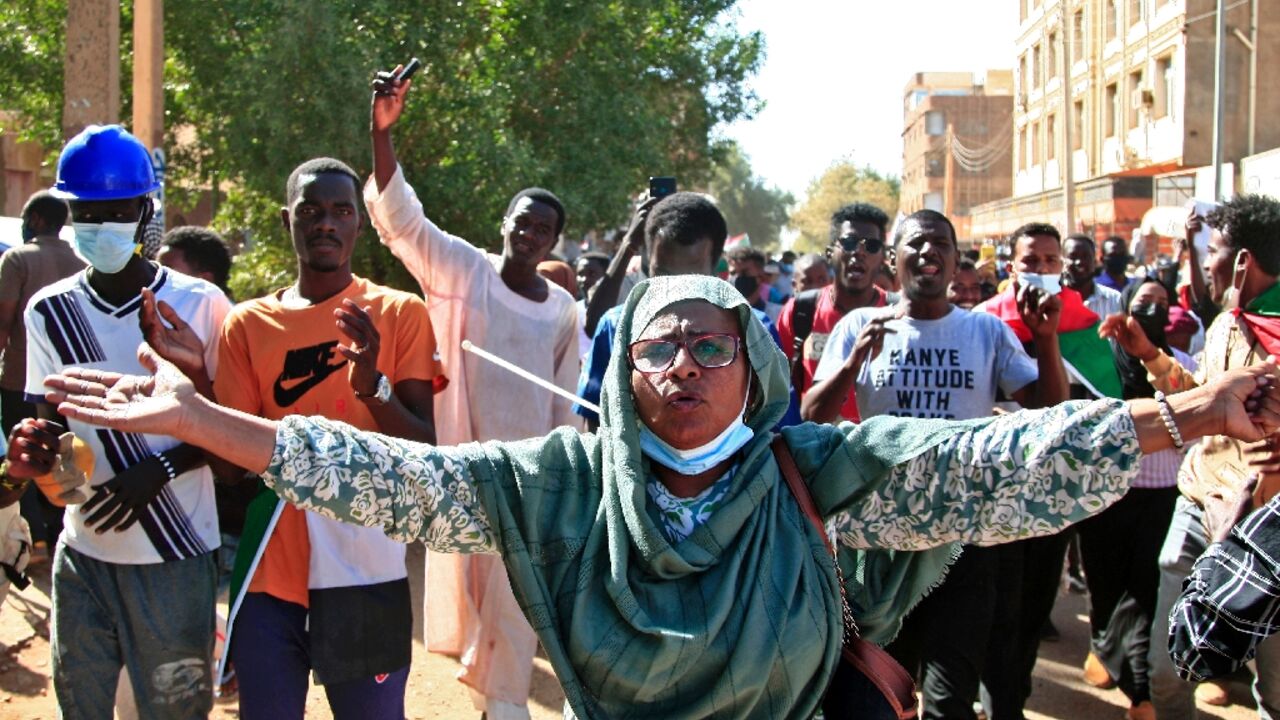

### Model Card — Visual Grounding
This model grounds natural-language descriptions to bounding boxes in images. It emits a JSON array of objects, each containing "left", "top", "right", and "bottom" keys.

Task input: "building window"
[
  {"left": 1047, "top": 114, "right": 1057, "bottom": 161},
  {"left": 1106, "top": 0, "right": 1118, "bottom": 40},
  {"left": 1128, "top": 69, "right": 1145, "bottom": 129},
  {"left": 1020, "top": 0, "right": 1028, "bottom": 22},
  {"left": 1129, "top": 0, "right": 1146, "bottom": 26},
  {"left": 1072, "top": 10, "right": 1086, "bottom": 60},
  {"left": 1106, "top": 83, "right": 1119, "bottom": 137},
  {"left": 1048, "top": 31, "right": 1058, "bottom": 80},
  {"left": 1155, "top": 54, "right": 1174, "bottom": 119},
  {"left": 1019, "top": 127, "right": 1027, "bottom": 170},
  {"left": 1031, "top": 121, "right": 1040, "bottom": 165},
  {"left": 926, "top": 111, "right": 946, "bottom": 136},
  {"left": 1072, "top": 99, "right": 1084, "bottom": 150},
  {"left": 1032, "top": 44, "right": 1042, "bottom": 88}
]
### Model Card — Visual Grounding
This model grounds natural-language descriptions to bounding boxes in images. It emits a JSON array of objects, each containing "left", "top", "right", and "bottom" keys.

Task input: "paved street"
[{"left": 0, "top": 542, "right": 1261, "bottom": 719}]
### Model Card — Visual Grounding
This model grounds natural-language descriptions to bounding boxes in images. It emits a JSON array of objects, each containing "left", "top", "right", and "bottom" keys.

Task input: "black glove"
[{"left": 82, "top": 453, "right": 174, "bottom": 533}]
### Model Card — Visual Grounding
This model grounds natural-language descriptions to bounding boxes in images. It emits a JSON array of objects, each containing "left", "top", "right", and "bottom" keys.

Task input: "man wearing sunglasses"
[
  {"left": 776, "top": 203, "right": 896, "bottom": 422},
  {"left": 804, "top": 209, "right": 1066, "bottom": 720}
]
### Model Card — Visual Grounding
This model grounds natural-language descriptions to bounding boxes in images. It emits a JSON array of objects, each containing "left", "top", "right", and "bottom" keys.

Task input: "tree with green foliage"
[
  {"left": 789, "top": 160, "right": 900, "bottom": 253},
  {"left": 1, "top": 0, "right": 764, "bottom": 298},
  {"left": 704, "top": 142, "right": 792, "bottom": 252}
]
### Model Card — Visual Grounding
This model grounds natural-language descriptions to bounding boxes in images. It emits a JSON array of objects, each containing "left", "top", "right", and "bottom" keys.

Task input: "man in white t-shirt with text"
[{"left": 803, "top": 209, "right": 1067, "bottom": 719}]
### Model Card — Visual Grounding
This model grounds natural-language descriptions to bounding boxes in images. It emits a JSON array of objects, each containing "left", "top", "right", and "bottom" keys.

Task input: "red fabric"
[
  {"left": 776, "top": 285, "right": 890, "bottom": 423},
  {"left": 1233, "top": 309, "right": 1280, "bottom": 359},
  {"left": 983, "top": 286, "right": 1099, "bottom": 342}
]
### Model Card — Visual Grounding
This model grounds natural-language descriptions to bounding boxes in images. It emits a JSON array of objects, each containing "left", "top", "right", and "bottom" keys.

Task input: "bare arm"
[
  {"left": 584, "top": 198, "right": 657, "bottom": 337},
  {"left": 1009, "top": 285, "right": 1068, "bottom": 408},
  {"left": 801, "top": 315, "right": 895, "bottom": 423},
  {"left": 1010, "top": 333, "right": 1069, "bottom": 408},
  {"left": 371, "top": 66, "right": 409, "bottom": 194},
  {"left": 45, "top": 346, "right": 279, "bottom": 474}
]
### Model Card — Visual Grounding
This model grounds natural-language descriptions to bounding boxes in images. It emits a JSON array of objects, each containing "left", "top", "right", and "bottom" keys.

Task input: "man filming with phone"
[{"left": 367, "top": 61, "right": 580, "bottom": 720}]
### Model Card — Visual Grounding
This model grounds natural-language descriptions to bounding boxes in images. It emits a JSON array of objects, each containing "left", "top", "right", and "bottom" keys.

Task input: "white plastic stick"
[{"left": 461, "top": 340, "right": 602, "bottom": 415}]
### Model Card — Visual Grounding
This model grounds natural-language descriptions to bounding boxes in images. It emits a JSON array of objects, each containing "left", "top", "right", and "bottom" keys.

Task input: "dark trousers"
[
  {"left": 230, "top": 592, "right": 409, "bottom": 720},
  {"left": 1, "top": 389, "right": 63, "bottom": 545},
  {"left": 981, "top": 530, "right": 1071, "bottom": 720},
  {"left": 889, "top": 545, "right": 997, "bottom": 720},
  {"left": 1078, "top": 486, "right": 1179, "bottom": 704}
]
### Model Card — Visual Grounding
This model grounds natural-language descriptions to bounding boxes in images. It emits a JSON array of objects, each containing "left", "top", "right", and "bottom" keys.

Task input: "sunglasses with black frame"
[{"left": 834, "top": 235, "right": 885, "bottom": 255}]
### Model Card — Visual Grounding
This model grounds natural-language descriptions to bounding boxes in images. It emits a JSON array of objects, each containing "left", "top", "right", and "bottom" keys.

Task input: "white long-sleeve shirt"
[{"left": 364, "top": 165, "right": 580, "bottom": 445}]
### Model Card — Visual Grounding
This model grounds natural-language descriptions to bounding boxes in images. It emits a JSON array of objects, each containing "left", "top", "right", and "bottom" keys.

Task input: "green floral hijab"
[{"left": 484, "top": 276, "right": 960, "bottom": 718}]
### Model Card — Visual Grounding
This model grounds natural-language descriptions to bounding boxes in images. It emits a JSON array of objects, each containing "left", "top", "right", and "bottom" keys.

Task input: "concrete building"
[
  {"left": 971, "top": 0, "right": 1279, "bottom": 249},
  {"left": 901, "top": 71, "right": 1015, "bottom": 239}
]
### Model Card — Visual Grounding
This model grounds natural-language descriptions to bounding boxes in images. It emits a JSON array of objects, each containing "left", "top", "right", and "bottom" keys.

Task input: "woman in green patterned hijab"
[{"left": 38, "top": 275, "right": 1280, "bottom": 719}]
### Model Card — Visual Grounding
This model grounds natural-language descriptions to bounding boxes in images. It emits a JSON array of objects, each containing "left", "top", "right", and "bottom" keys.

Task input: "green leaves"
[
  {"left": 789, "top": 161, "right": 901, "bottom": 253},
  {"left": 4, "top": 2, "right": 760, "bottom": 293}
]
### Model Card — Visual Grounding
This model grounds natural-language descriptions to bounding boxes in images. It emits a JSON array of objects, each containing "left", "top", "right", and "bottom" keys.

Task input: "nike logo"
[{"left": 273, "top": 341, "right": 348, "bottom": 408}]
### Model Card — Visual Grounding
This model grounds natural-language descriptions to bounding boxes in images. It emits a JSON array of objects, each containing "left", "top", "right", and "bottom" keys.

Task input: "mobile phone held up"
[
  {"left": 648, "top": 176, "right": 676, "bottom": 200},
  {"left": 395, "top": 58, "right": 422, "bottom": 83}
]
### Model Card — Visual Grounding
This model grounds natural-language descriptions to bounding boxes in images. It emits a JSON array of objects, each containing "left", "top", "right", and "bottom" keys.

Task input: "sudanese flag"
[
  {"left": 986, "top": 286, "right": 1124, "bottom": 399},
  {"left": 1234, "top": 282, "right": 1280, "bottom": 358}
]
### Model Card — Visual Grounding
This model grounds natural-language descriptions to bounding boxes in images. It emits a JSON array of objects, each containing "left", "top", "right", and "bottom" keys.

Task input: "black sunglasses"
[{"left": 836, "top": 235, "right": 885, "bottom": 255}]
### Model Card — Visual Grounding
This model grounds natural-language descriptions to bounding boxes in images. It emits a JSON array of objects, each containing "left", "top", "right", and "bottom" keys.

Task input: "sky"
[{"left": 724, "top": 0, "right": 1018, "bottom": 199}]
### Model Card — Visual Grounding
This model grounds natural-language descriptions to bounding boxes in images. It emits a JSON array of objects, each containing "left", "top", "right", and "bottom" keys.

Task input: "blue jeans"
[
  {"left": 51, "top": 541, "right": 216, "bottom": 720},
  {"left": 229, "top": 591, "right": 408, "bottom": 720}
]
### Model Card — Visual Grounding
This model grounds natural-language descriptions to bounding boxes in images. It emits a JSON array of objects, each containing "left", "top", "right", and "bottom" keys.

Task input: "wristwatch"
[{"left": 356, "top": 373, "right": 392, "bottom": 405}]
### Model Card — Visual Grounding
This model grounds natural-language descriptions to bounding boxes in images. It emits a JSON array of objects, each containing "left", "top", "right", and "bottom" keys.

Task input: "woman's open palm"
[{"left": 43, "top": 343, "right": 199, "bottom": 439}]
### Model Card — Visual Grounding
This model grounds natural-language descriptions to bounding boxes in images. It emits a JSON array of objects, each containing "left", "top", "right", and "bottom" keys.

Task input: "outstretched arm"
[
  {"left": 45, "top": 343, "right": 497, "bottom": 552},
  {"left": 44, "top": 344, "right": 279, "bottom": 475},
  {"left": 829, "top": 361, "right": 1280, "bottom": 551}
]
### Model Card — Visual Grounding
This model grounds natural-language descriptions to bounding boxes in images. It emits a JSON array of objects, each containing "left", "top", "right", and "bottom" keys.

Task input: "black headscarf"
[{"left": 1111, "top": 276, "right": 1174, "bottom": 399}]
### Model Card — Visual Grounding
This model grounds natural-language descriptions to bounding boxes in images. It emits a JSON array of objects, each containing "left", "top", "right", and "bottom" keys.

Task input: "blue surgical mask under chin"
[
  {"left": 638, "top": 395, "right": 755, "bottom": 476},
  {"left": 73, "top": 221, "right": 141, "bottom": 274}
]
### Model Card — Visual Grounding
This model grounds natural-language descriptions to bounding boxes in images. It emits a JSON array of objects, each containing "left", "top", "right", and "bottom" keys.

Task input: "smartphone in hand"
[{"left": 648, "top": 176, "right": 676, "bottom": 199}]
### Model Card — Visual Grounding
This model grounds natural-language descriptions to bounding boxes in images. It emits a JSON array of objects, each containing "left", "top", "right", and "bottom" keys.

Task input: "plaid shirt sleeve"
[{"left": 1169, "top": 493, "right": 1280, "bottom": 681}]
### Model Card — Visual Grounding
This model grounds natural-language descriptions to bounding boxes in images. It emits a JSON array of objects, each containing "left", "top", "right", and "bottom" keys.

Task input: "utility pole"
[
  {"left": 63, "top": 0, "right": 120, "bottom": 139},
  {"left": 1211, "top": 0, "right": 1227, "bottom": 200},
  {"left": 1060, "top": 0, "right": 1075, "bottom": 234},
  {"left": 133, "top": 0, "right": 165, "bottom": 229},
  {"left": 944, "top": 123, "right": 956, "bottom": 217},
  {"left": 1229, "top": 0, "right": 1258, "bottom": 156}
]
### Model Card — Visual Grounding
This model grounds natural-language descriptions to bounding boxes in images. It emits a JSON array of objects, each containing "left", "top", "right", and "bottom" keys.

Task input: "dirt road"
[{"left": 0, "top": 542, "right": 1258, "bottom": 719}]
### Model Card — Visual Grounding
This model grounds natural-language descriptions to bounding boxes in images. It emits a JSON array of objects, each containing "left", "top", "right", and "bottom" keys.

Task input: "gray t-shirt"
[{"left": 813, "top": 306, "right": 1039, "bottom": 420}]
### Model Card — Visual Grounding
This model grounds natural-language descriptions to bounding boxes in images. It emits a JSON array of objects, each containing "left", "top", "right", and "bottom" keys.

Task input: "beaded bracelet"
[
  {"left": 153, "top": 452, "right": 178, "bottom": 482},
  {"left": 1153, "top": 391, "right": 1185, "bottom": 451}
]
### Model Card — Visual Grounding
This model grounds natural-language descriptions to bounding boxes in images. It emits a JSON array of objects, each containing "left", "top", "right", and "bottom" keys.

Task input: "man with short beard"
[
  {"left": 974, "top": 221, "right": 1118, "bottom": 719},
  {"left": 194, "top": 158, "right": 440, "bottom": 719},
  {"left": 1109, "top": 194, "right": 1280, "bottom": 719},
  {"left": 804, "top": 209, "right": 1065, "bottom": 719},
  {"left": 776, "top": 203, "right": 896, "bottom": 419}
]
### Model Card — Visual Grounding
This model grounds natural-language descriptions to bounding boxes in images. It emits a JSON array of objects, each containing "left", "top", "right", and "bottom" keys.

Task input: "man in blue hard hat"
[{"left": 4, "top": 124, "right": 231, "bottom": 718}]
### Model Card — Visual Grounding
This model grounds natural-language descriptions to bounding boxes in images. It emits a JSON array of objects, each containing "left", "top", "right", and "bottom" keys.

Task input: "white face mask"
[
  {"left": 1019, "top": 272, "right": 1062, "bottom": 296},
  {"left": 72, "top": 221, "right": 140, "bottom": 274},
  {"left": 638, "top": 394, "right": 754, "bottom": 476}
]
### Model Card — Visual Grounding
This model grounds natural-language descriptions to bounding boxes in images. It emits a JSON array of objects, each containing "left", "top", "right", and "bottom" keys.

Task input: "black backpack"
[{"left": 789, "top": 289, "right": 822, "bottom": 392}]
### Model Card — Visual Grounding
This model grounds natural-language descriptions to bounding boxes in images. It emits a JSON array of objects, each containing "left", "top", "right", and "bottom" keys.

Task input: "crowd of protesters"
[{"left": 2, "top": 62, "right": 1280, "bottom": 720}]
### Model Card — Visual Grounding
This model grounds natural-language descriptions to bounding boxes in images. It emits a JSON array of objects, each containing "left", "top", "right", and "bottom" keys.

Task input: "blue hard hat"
[{"left": 52, "top": 125, "right": 160, "bottom": 201}]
